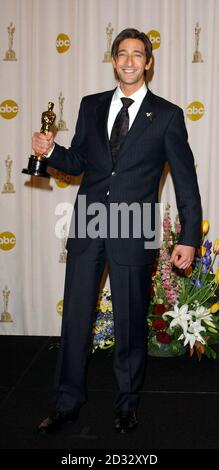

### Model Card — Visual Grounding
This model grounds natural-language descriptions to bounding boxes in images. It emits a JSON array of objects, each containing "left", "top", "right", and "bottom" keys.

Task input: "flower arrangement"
[
  {"left": 92, "top": 204, "right": 219, "bottom": 360},
  {"left": 148, "top": 204, "right": 219, "bottom": 359},
  {"left": 92, "top": 288, "right": 114, "bottom": 352}
]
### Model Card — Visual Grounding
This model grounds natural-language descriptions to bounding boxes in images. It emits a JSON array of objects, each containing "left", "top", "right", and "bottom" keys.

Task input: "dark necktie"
[{"left": 110, "top": 97, "right": 134, "bottom": 166}]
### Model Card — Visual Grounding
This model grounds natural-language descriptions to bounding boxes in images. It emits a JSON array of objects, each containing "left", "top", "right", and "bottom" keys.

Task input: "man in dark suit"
[{"left": 33, "top": 28, "right": 202, "bottom": 434}]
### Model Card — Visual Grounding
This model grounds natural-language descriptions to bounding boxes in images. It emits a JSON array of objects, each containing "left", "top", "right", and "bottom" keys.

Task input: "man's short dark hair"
[{"left": 111, "top": 28, "right": 152, "bottom": 64}]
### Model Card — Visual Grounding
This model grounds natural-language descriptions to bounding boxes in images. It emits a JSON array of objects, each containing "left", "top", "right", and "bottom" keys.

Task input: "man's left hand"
[{"left": 170, "top": 244, "right": 195, "bottom": 269}]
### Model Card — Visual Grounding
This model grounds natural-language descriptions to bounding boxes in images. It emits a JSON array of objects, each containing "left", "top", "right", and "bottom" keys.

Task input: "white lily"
[
  {"left": 194, "top": 305, "right": 209, "bottom": 317},
  {"left": 178, "top": 319, "right": 206, "bottom": 348},
  {"left": 194, "top": 306, "right": 216, "bottom": 328},
  {"left": 163, "top": 304, "right": 193, "bottom": 335}
]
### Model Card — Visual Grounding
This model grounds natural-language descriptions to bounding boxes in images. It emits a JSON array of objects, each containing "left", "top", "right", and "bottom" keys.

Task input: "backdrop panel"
[{"left": 0, "top": 0, "right": 218, "bottom": 334}]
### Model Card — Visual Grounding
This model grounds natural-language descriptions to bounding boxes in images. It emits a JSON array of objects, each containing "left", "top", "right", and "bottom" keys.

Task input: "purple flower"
[
  {"left": 202, "top": 256, "right": 211, "bottom": 266},
  {"left": 196, "top": 280, "right": 204, "bottom": 289},
  {"left": 204, "top": 240, "right": 212, "bottom": 250},
  {"left": 191, "top": 277, "right": 203, "bottom": 288},
  {"left": 201, "top": 265, "right": 208, "bottom": 274}
]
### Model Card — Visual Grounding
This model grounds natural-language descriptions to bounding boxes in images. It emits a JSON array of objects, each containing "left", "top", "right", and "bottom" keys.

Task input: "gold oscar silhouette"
[
  {"left": 102, "top": 23, "right": 114, "bottom": 62},
  {"left": 192, "top": 22, "right": 204, "bottom": 63},
  {"left": 3, "top": 22, "right": 17, "bottom": 61},
  {"left": 2, "top": 155, "right": 15, "bottom": 193},
  {"left": 0, "top": 286, "right": 13, "bottom": 323},
  {"left": 57, "top": 92, "right": 68, "bottom": 131},
  {"left": 22, "top": 102, "right": 56, "bottom": 178},
  {"left": 59, "top": 224, "right": 67, "bottom": 263}
]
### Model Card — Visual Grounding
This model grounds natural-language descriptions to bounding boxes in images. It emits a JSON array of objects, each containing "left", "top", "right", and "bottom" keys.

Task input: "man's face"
[{"left": 112, "top": 38, "right": 152, "bottom": 88}]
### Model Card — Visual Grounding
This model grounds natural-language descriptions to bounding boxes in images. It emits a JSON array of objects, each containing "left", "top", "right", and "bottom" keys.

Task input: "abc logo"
[
  {"left": 0, "top": 100, "right": 18, "bottom": 119},
  {"left": 55, "top": 173, "right": 71, "bottom": 188},
  {"left": 55, "top": 179, "right": 69, "bottom": 189},
  {"left": 186, "top": 101, "right": 205, "bottom": 121},
  {"left": 56, "top": 300, "right": 63, "bottom": 316},
  {"left": 56, "top": 33, "right": 71, "bottom": 53},
  {"left": 0, "top": 232, "right": 16, "bottom": 251},
  {"left": 147, "top": 30, "right": 161, "bottom": 50}
]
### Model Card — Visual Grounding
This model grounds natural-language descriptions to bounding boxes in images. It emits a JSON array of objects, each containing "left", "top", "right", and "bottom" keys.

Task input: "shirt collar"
[{"left": 112, "top": 82, "right": 147, "bottom": 104}]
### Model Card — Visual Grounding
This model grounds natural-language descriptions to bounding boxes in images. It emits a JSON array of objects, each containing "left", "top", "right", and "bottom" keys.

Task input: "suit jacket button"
[
  {"left": 112, "top": 171, "right": 116, "bottom": 176},
  {"left": 106, "top": 190, "right": 110, "bottom": 196}
]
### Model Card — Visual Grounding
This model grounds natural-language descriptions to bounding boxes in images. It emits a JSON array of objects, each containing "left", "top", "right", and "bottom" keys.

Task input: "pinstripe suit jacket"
[{"left": 48, "top": 88, "right": 202, "bottom": 265}]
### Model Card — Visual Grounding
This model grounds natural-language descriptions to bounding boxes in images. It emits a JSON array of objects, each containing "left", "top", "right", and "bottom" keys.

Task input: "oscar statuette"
[
  {"left": 0, "top": 286, "right": 13, "bottom": 323},
  {"left": 3, "top": 22, "right": 17, "bottom": 61},
  {"left": 192, "top": 22, "right": 204, "bottom": 63},
  {"left": 102, "top": 22, "right": 114, "bottom": 63},
  {"left": 22, "top": 102, "right": 56, "bottom": 178}
]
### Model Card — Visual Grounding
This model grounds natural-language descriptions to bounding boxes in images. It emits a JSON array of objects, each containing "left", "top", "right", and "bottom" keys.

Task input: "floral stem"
[
  {"left": 187, "top": 279, "right": 216, "bottom": 305},
  {"left": 202, "top": 253, "right": 217, "bottom": 284},
  {"left": 186, "top": 262, "right": 202, "bottom": 298},
  {"left": 193, "top": 280, "right": 217, "bottom": 306}
]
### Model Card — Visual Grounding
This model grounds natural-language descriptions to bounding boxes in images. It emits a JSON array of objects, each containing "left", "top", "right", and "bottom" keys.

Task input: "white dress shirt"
[
  {"left": 46, "top": 83, "right": 147, "bottom": 158},
  {"left": 107, "top": 82, "right": 147, "bottom": 138}
]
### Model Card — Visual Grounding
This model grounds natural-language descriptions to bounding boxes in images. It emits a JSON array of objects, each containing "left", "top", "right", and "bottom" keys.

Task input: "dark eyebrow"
[{"left": 117, "top": 49, "right": 145, "bottom": 55}]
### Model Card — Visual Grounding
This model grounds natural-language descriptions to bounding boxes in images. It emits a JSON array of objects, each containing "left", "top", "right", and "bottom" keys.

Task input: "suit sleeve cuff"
[{"left": 45, "top": 143, "right": 55, "bottom": 158}]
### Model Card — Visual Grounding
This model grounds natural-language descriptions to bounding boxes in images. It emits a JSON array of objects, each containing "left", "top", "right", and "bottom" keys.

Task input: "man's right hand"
[{"left": 32, "top": 131, "right": 54, "bottom": 156}]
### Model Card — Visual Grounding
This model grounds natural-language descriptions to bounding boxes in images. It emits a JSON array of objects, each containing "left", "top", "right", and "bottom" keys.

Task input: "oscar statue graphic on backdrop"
[
  {"left": 2, "top": 155, "right": 15, "bottom": 193},
  {"left": 22, "top": 102, "right": 56, "bottom": 178},
  {"left": 57, "top": 92, "right": 68, "bottom": 131},
  {"left": 102, "top": 22, "right": 114, "bottom": 63},
  {"left": 192, "top": 22, "right": 204, "bottom": 63},
  {"left": 0, "top": 286, "right": 13, "bottom": 323},
  {"left": 3, "top": 21, "right": 17, "bottom": 61},
  {"left": 59, "top": 224, "right": 67, "bottom": 263}
]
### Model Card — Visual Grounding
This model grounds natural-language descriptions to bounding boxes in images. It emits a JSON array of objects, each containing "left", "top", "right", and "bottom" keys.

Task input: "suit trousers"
[{"left": 54, "top": 237, "right": 152, "bottom": 413}]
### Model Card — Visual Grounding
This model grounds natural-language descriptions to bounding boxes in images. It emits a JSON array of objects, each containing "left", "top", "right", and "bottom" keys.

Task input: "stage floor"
[{"left": 0, "top": 336, "right": 219, "bottom": 449}]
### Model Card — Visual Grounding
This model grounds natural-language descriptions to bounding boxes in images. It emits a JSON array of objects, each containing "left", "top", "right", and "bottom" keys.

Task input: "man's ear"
[
  {"left": 111, "top": 56, "right": 116, "bottom": 69},
  {"left": 145, "top": 57, "right": 153, "bottom": 71}
]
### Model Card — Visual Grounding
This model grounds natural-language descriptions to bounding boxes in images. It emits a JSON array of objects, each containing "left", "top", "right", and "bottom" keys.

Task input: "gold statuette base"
[
  {"left": 0, "top": 312, "right": 13, "bottom": 322},
  {"left": 59, "top": 252, "right": 67, "bottom": 263},
  {"left": 192, "top": 51, "right": 204, "bottom": 63},
  {"left": 58, "top": 120, "right": 68, "bottom": 131},
  {"left": 2, "top": 182, "right": 15, "bottom": 193},
  {"left": 22, "top": 155, "right": 50, "bottom": 178},
  {"left": 102, "top": 51, "right": 111, "bottom": 62},
  {"left": 3, "top": 50, "right": 17, "bottom": 61}
]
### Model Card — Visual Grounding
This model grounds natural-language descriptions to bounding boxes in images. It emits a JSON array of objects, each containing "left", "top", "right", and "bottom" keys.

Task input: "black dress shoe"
[
  {"left": 114, "top": 409, "right": 138, "bottom": 433},
  {"left": 38, "top": 409, "right": 79, "bottom": 434}
]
